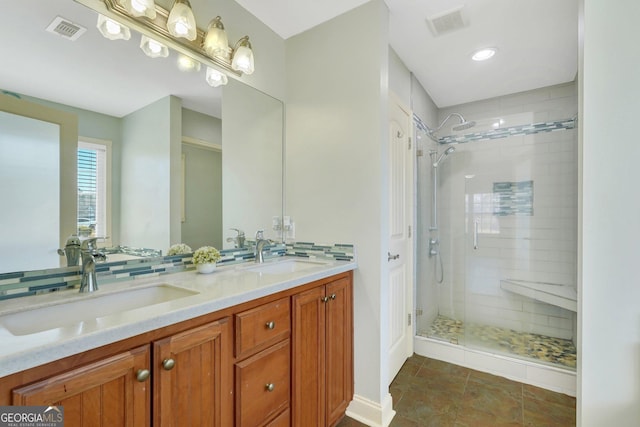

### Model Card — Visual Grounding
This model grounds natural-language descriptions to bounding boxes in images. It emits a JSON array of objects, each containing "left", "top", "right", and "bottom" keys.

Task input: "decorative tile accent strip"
[
  {"left": 285, "top": 242, "right": 355, "bottom": 261},
  {"left": 493, "top": 180, "right": 534, "bottom": 216},
  {"left": 0, "top": 241, "right": 354, "bottom": 301},
  {"left": 437, "top": 118, "right": 576, "bottom": 145}
]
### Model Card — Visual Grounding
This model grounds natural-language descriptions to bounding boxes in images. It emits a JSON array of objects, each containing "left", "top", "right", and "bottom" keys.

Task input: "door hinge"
[
  {"left": 408, "top": 137, "right": 412, "bottom": 150},
  {"left": 408, "top": 225, "right": 412, "bottom": 238},
  {"left": 408, "top": 313, "right": 412, "bottom": 326},
  {"left": 416, "top": 149, "right": 423, "bottom": 157}
]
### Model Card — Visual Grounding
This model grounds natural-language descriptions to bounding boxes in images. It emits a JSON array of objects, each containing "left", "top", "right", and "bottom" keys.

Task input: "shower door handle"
[{"left": 473, "top": 220, "right": 479, "bottom": 250}]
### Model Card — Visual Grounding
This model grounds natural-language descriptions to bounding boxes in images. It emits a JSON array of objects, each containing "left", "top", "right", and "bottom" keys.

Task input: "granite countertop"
[{"left": 0, "top": 257, "right": 357, "bottom": 377}]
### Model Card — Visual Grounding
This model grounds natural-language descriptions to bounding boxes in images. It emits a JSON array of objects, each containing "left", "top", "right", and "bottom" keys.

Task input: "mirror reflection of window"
[{"left": 78, "top": 138, "right": 112, "bottom": 246}]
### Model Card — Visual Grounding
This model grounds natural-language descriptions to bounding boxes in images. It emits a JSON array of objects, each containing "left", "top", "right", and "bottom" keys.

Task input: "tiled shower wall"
[{"left": 436, "top": 82, "right": 578, "bottom": 340}]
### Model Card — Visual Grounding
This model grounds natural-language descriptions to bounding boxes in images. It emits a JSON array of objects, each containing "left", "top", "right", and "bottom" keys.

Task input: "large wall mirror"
[{"left": 0, "top": 0, "right": 284, "bottom": 274}]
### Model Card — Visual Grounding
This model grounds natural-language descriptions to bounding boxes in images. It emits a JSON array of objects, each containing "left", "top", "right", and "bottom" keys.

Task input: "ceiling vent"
[
  {"left": 45, "top": 16, "right": 87, "bottom": 41},
  {"left": 426, "top": 6, "right": 468, "bottom": 37}
]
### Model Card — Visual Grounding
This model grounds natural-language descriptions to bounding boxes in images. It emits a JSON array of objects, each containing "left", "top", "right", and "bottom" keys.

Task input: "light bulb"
[
  {"left": 205, "top": 67, "right": 228, "bottom": 87},
  {"left": 231, "top": 37, "right": 254, "bottom": 75},
  {"left": 97, "top": 14, "right": 131, "bottom": 41},
  {"left": 140, "top": 35, "right": 168, "bottom": 58},
  {"left": 167, "top": 0, "right": 197, "bottom": 41},
  {"left": 204, "top": 17, "right": 229, "bottom": 58},
  {"left": 177, "top": 54, "right": 201, "bottom": 72}
]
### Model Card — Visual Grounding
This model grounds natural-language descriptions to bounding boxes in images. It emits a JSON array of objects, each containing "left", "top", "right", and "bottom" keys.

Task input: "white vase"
[{"left": 196, "top": 263, "right": 217, "bottom": 274}]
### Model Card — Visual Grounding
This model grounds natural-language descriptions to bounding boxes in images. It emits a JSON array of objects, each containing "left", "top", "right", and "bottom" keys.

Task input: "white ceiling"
[
  {"left": 237, "top": 0, "right": 579, "bottom": 108},
  {"left": 0, "top": 0, "right": 578, "bottom": 117}
]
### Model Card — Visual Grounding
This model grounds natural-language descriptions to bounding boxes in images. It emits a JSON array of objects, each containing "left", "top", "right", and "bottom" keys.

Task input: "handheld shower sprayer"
[{"left": 432, "top": 146, "right": 456, "bottom": 167}]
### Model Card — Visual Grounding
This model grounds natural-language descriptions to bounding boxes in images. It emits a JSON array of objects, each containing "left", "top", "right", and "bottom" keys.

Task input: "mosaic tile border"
[
  {"left": 437, "top": 118, "right": 576, "bottom": 144},
  {"left": 0, "top": 241, "right": 354, "bottom": 301}
]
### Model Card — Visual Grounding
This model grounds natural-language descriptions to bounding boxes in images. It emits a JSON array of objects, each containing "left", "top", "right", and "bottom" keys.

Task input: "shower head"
[
  {"left": 427, "top": 112, "right": 476, "bottom": 139},
  {"left": 433, "top": 146, "right": 456, "bottom": 167},
  {"left": 451, "top": 119, "right": 476, "bottom": 132}
]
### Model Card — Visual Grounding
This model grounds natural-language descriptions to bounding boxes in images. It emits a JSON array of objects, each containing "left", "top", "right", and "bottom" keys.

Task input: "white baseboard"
[
  {"left": 345, "top": 392, "right": 395, "bottom": 427},
  {"left": 414, "top": 336, "right": 577, "bottom": 396}
]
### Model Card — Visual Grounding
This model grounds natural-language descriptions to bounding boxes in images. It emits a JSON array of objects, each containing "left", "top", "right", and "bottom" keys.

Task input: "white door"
[{"left": 388, "top": 94, "right": 414, "bottom": 383}]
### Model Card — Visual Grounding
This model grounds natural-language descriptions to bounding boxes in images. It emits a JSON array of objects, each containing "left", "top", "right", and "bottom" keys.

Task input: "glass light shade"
[
  {"left": 119, "top": 0, "right": 157, "bottom": 19},
  {"left": 167, "top": 0, "right": 197, "bottom": 41},
  {"left": 205, "top": 67, "right": 228, "bottom": 87},
  {"left": 97, "top": 14, "right": 131, "bottom": 41},
  {"left": 231, "top": 37, "right": 254, "bottom": 75},
  {"left": 203, "top": 17, "right": 228, "bottom": 58},
  {"left": 177, "top": 54, "right": 201, "bottom": 72},
  {"left": 140, "top": 35, "right": 168, "bottom": 58}
]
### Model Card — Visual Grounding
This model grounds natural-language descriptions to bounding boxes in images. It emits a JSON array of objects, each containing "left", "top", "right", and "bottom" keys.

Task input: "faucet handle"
[
  {"left": 255, "top": 230, "right": 264, "bottom": 240},
  {"left": 231, "top": 228, "right": 245, "bottom": 237}
]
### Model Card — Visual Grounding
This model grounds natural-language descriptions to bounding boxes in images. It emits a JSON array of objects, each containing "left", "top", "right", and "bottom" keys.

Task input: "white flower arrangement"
[
  {"left": 167, "top": 243, "right": 192, "bottom": 256},
  {"left": 192, "top": 246, "right": 221, "bottom": 265}
]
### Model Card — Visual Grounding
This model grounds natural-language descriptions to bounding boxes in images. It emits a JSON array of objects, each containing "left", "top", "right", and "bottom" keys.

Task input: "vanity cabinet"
[
  {"left": 292, "top": 275, "right": 354, "bottom": 427},
  {"left": 12, "top": 345, "right": 150, "bottom": 426},
  {"left": 1, "top": 270, "right": 354, "bottom": 427}
]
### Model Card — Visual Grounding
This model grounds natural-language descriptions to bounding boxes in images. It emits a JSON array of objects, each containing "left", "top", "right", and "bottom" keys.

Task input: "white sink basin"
[
  {"left": 244, "top": 259, "right": 327, "bottom": 275},
  {"left": 1, "top": 284, "right": 199, "bottom": 336}
]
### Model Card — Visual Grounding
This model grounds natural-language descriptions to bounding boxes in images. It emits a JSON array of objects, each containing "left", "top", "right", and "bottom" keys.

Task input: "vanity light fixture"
[
  {"left": 167, "top": 0, "right": 197, "bottom": 41},
  {"left": 203, "top": 16, "right": 228, "bottom": 58},
  {"left": 231, "top": 36, "right": 255, "bottom": 75},
  {"left": 118, "top": 0, "right": 156, "bottom": 19},
  {"left": 96, "top": 14, "right": 131, "bottom": 40},
  {"left": 472, "top": 47, "right": 497, "bottom": 61},
  {"left": 140, "top": 35, "right": 168, "bottom": 58},
  {"left": 205, "top": 67, "right": 228, "bottom": 87},
  {"left": 78, "top": 0, "right": 257, "bottom": 87},
  {"left": 177, "top": 54, "right": 201, "bottom": 72}
]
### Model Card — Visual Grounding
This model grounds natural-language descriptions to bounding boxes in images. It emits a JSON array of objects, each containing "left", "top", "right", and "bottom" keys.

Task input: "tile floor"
[{"left": 337, "top": 354, "right": 576, "bottom": 427}]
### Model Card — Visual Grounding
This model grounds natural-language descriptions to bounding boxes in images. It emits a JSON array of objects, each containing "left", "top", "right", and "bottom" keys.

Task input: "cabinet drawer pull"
[
  {"left": 162, "top": 358, "right": 176, "bottom": 371},
  {"left": 265, "top": 321, "right": 275, "bottom": 330},
  {"left": 265, "top": 383, "right": 275, "bottom": 392},
  {"left": 321, "top": 296, "right": 329, "bottom": 303},
  {"left": 136, "top": 369, "right": 150, "bottom": 382}
]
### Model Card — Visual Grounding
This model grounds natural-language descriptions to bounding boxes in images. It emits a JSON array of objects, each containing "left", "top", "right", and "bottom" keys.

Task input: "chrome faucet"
[
  {"left": 79, "top": 238, "right": 106, "bottom": 293},
  {"left": 254, "top": 230, "right": 271, "bottom": 264},
  {"left": 226, "top": 228, "right": 246, "bottom": 248}
]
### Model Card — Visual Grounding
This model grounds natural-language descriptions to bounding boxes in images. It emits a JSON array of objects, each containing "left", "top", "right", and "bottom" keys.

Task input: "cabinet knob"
[
  {"left": 265, "top": 383, "right": 275, "bottom": 392},
  {"left": 136, "top": 369, "right": 150, "bottom": 382},
  {"left": 321, "top": 296, "right": 329, "bottom": 303},
  {"left": 265, "top": 321, "right": 275, "bottom": 330},
  {"left": 330, "top": 293, "right": 336, "bottom": 300},
  {"left": 162, "top": 358, "right": 176, "bottom": 371}
]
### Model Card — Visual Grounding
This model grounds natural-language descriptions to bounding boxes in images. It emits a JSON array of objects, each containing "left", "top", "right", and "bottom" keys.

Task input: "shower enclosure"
[{"left": 414, "top": 112, "right": 579, "bottom": 373}]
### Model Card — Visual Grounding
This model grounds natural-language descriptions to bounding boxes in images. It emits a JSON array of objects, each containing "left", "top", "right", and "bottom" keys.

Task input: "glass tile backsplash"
[{"left": 0, "top": 241, "right": 354, "bottom": 301}]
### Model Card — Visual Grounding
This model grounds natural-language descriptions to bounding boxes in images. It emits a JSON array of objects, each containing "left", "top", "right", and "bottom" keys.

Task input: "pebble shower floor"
[{"left": 421, "top": 315, "right": 577, "bottom": 369}]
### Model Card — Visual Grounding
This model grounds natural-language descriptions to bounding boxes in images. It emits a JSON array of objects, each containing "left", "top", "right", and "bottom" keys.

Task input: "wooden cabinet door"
[
  {"left": 153, "top": 318, "right": 233, "bottom": 427},
  {"left": 291, "top": 285, "right": 326, "bottom": 427},
  {"left": 325, "top": 277, "right": 354, "bottom": 427},
  {"left": 12, "top": 345, "right": 150, "bottom": 427}
]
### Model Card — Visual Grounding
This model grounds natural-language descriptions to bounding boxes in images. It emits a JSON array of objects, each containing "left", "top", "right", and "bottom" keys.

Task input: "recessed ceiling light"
[{"left": 472, "top": 48, "right": 497, "bottom": 61}]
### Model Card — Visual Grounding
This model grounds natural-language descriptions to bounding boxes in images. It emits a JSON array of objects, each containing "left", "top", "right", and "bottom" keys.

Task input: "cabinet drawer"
[
  {"left": 235, "top": 297, "right": 290, "bottom": 358},
  {"left": 236, "top": 340, "right": 290, "bottom": 427}
]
